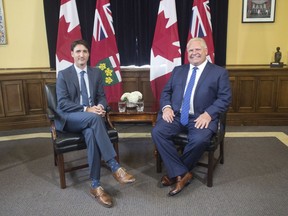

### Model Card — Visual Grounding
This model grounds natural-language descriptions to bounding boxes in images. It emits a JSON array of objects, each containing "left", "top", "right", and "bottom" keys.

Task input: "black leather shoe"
[{"left": 168, "top": 172, "right": 193, "bottom": 196}]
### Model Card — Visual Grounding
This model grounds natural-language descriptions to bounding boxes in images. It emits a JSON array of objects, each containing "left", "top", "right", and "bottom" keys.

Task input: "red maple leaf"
[
  {"left": 152, "top": 11, "right": 180, "bottom": 62},
  {"left": 56, "top": 16, "right": 82, "bottom": 62}
]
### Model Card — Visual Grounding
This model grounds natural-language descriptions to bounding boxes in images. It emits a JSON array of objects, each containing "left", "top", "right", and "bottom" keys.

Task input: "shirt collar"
[
  {"left": 74, "top": 64, "right": 87, "bottom": 74},
  {"left": 189, "top": 59, "right": 208, "bottom": 72}
]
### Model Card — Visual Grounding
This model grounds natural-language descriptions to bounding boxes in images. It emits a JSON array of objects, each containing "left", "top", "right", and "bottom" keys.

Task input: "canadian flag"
[
  {"left": 56, "top": 0, "right": 82, "bottom": 74},
  {"left": 185, "top": 0, "right": 214, "bottom": 63},
  {"left": 90, "top": 0, "right": 122, "bottom": 103},
  {"left": 150, "top": 0, "right": 181, "bottom": 103}
]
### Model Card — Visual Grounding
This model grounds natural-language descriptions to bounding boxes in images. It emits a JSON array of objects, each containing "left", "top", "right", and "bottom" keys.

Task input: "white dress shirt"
[
  {"left": 74, "top": 65, "right": 91, "bottom": 107},
  {"left": 182, "top": 60, "right": 208, "bottom": 114}
]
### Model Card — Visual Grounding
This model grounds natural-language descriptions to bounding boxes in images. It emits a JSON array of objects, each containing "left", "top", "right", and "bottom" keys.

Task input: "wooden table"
[
  {"left": 107, "top": 102, "right": 159, "bottom": 163},
  {"left": 107, "top": 102, "right": 158, "bottom": 126}
]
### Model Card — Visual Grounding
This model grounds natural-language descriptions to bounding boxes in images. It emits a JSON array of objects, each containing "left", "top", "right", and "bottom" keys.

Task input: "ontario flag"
[
  {"left": 185, "top": 0, "right": 214, "bottom": 63},
  {"left": 150, "top": 0, "right": 181, "bottom": 103},
  {"left": 90, "top": 0, "right": 122, "bottom": 103},
  {"left": 56, "top": 0, "right": 82, "bottom": 74}
]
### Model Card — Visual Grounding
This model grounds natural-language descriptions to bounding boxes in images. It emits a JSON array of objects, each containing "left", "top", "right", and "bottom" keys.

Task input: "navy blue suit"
[
  {"left": 152, "top": 62, "right": 231, "bottom": 178},
  {"left": 56, "top": 65, "right": 116, "bottom": 180}
]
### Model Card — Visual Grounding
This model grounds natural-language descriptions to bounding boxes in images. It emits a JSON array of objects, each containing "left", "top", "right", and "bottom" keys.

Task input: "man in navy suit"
[
  {"left": 152, "top": 37, "right": 231, "bottom": 196},
  {"left": 56, "top": 40, "right": 135, "bottom": 208}
]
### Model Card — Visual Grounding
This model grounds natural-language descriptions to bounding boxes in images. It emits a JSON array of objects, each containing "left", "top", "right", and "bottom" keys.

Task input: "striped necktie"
[
  {"left": 80, "top": 71, "right": 89, "bottom": 106},
  {"left": 180, "top": 67, "right": 198, "bottom": 126}
]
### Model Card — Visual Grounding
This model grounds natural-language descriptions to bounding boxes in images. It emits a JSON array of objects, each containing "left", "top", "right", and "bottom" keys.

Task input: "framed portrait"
[
  {"left": 0, "top": 0, "right": 7, "bottom": 44},
  {"left": 242, "top": 0, "right": 276, "bottom": 23}
]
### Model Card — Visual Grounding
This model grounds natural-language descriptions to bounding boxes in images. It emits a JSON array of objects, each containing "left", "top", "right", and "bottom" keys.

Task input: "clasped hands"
[
  {"left": 86, "top": 105, "right": 106, "bottom": 117},
  {"left": 162, "top": 107, "right": 211, "bottom": 129}
]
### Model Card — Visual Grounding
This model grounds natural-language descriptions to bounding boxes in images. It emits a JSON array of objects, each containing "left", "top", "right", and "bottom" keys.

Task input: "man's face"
[
  {"left": 71, "top": 44, "right": 89, "bottom": 69},
  {"left": 186, "top": 40, "right": 208, "bottom": 66}
]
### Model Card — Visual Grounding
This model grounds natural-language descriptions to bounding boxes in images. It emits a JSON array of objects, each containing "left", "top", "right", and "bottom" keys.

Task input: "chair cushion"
[
  {"left": 107, "top": 129, "right": 118, "bottom": 143},
  {"left": 54, "top": 129, "right": 118, "bottom": 154},
  {"left": 172, "top": 132, "right": 219, "bottom": 152}
]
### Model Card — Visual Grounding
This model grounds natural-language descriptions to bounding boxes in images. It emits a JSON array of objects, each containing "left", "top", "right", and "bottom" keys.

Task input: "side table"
[
  {"left": 107, "top": 102, "right": 158, "bottom": 126},
  {"left": 107, "top": 102, "right": 159, "bottom": 162}
]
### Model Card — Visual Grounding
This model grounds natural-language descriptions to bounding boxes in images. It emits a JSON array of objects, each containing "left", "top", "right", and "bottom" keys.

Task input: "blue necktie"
[
  {"left": 80, "top": 71, "right": 89, "bottom": 106},
  {"left": 180, "top": 67, "right": 198, "bottom": 126}
]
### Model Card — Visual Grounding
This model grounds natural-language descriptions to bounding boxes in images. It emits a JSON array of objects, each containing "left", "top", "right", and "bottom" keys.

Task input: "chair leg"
[
  {"left": 220, "top": 140, "right": 224, "bottom": 164},
  {"left": 53, "top": 146, "right": 57, "bottom": 166},
  {"left": 57, "top": 154, "right": 67, "bottom": 189},
  {"left": 154, "top": 148, "right": 162, "bottom": 173},
  {"left": 113, "top": 142, "right": 120, "bottom": 162},
  {"left": 207, "top": 151, "right": 214, "bottom": 187}
]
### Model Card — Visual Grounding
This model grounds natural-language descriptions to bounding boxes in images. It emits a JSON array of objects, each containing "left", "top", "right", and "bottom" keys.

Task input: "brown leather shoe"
[
  {"left": 90, "top": 186, "right": 113, "bottom": 208},
  {"left": 160, "top": 175, "right": 176, "bottom": 187},
  {"left": 168, "top": 172, "right": 193, "bottom": 196},
  {"left": 113, "top": 167, "right": 136, "bottom": 184}
]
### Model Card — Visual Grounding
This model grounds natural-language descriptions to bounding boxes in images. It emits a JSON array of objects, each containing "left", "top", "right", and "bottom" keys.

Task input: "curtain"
[{"left": 43, "top": 0, "right": 228, "bottom": 68}]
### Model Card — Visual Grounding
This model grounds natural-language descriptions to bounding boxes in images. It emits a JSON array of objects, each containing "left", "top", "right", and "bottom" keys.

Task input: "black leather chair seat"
[
  {"left": 54, "top": 128, "right": 118, "bottom": 146},
  {"left": 172, "top": 131, "right": 220, "bottom": 152},
  {"left": 54, "top": 129, "right": 118, "bottom": 154}
]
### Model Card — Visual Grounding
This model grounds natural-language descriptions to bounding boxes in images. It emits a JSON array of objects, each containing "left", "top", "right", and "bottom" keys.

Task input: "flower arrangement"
[{"left": 121, "top": 91, "right": 143, "bottom": 104}]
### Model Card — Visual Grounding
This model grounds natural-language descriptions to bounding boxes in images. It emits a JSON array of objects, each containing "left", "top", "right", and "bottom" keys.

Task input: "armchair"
[
  {"left": 155, "top": 112, "right": 227, "bottom": 187},
  {"left": 44, "top": 83, "right": 119, "bottom": 189}
]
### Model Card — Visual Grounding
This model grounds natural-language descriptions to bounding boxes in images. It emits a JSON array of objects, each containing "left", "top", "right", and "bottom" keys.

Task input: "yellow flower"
[
  {"left": 105, "top": 67, "right": 113, "bottom": 77},
  {"left": 105, "top": 77, "right": 113, "bottom": 84},
  {"left": 99, "top": 63, "right": 107, "bottom": 70}
]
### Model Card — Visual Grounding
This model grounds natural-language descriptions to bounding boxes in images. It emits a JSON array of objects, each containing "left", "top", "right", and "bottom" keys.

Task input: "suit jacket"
[
  {"left": 55, "top": 65, "right": 107, "bottom": 131},
  {"left": 159, "top": 61, "right": 232, "bottom": 132}
]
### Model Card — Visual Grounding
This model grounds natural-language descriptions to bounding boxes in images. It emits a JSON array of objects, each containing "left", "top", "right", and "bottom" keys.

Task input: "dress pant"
[
  {"left": 152, "top": 114, "right": 213, "bottom": 178},
  {"left": 64, "top": 112, "right": 116, "bottom": 180}
]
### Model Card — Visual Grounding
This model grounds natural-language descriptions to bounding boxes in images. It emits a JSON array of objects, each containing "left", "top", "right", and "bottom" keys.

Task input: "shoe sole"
[
  {"left": 114, "top": 177, "right": 136, "bottom": 184},
  {"left": 90, "top": 192, "right": 113, "bottom": 208},
  {"left": 167, "top": 179, "right": 192, "bottom": 197},
  {"left": 157, "top": 181, "right": 176, "bottom": 188}
]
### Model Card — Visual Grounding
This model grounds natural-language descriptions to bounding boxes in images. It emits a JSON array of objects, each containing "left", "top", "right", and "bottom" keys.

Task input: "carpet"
[{"left": 0, "top": 125, "right": 288, "bottom": 216}]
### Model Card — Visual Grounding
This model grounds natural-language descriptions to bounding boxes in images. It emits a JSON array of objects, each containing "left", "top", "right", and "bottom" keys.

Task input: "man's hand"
[
  {"left": 194, "top": 111, "right": 212, "bottom": 129},
  {"left": 162, "top": 107, "right": 175, "bottom": 123},
  {"left": 86, "top": 105, "right": 106, "bottom": 117}
]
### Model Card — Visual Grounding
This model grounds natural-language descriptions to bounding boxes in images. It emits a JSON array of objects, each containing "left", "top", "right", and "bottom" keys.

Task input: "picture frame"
[
  {"left": 0, "top": 0, "right": 7, "bottom": 44},
  {"left": 242, "top": 0, "right": 276, "bottom": 23}
]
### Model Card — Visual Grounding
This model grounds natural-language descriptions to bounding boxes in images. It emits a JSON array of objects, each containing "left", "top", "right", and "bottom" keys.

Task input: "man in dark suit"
[
  {"left": 152, "top": 37, "right": 231, "bottom": 196},
  {"left": 56, "top": 40, "right": 135, "bottom": 208}
]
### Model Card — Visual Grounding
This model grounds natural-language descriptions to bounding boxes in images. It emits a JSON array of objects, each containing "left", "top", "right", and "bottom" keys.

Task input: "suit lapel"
[
  {"left": 69, "top": 65, "right": 81, "bottom": 98},
  {"left": 195, "top": 62, "right": 211, "bottom": 92},
  {"left": 180, "top": 64, "right": 190, "bottom": 96},
  {"left": 87, "top": 67, "right": 96, "bottom": 104}
]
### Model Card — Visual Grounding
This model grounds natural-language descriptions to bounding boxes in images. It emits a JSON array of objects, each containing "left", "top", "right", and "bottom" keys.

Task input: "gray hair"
[{"left": 187, "top": 37, "right": 207, "bottom": 49}]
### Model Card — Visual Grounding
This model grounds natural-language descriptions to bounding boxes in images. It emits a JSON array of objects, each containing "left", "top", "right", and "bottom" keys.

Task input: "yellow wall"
[
  {"left": 227, "top": 0, "right": 288, "bottom": 65},
  {"left": 0, "top": 0, "right": 49, "bottom": 68},
  {"left": 0, "top": 0, "right": 287, "bottom": 68}
]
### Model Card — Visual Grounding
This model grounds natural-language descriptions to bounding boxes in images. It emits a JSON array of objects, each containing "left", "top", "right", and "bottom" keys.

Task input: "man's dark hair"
[{"left": 71, "top": 39, "right": 90, "bottom": 52}]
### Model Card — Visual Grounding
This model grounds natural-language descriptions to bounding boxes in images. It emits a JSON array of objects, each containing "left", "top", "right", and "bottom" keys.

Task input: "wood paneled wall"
[
  {"left": 227, "top": 66, "right": 288, "bottom": 125},
  {"left": 121, "top": 66, "right": 288, "bottom": 125},
  {"left": 0, "top": 66, "right": 287, "bottom": 131},
  {"left": 0, "top": 69, "right": 55, "bottom": 130}
]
